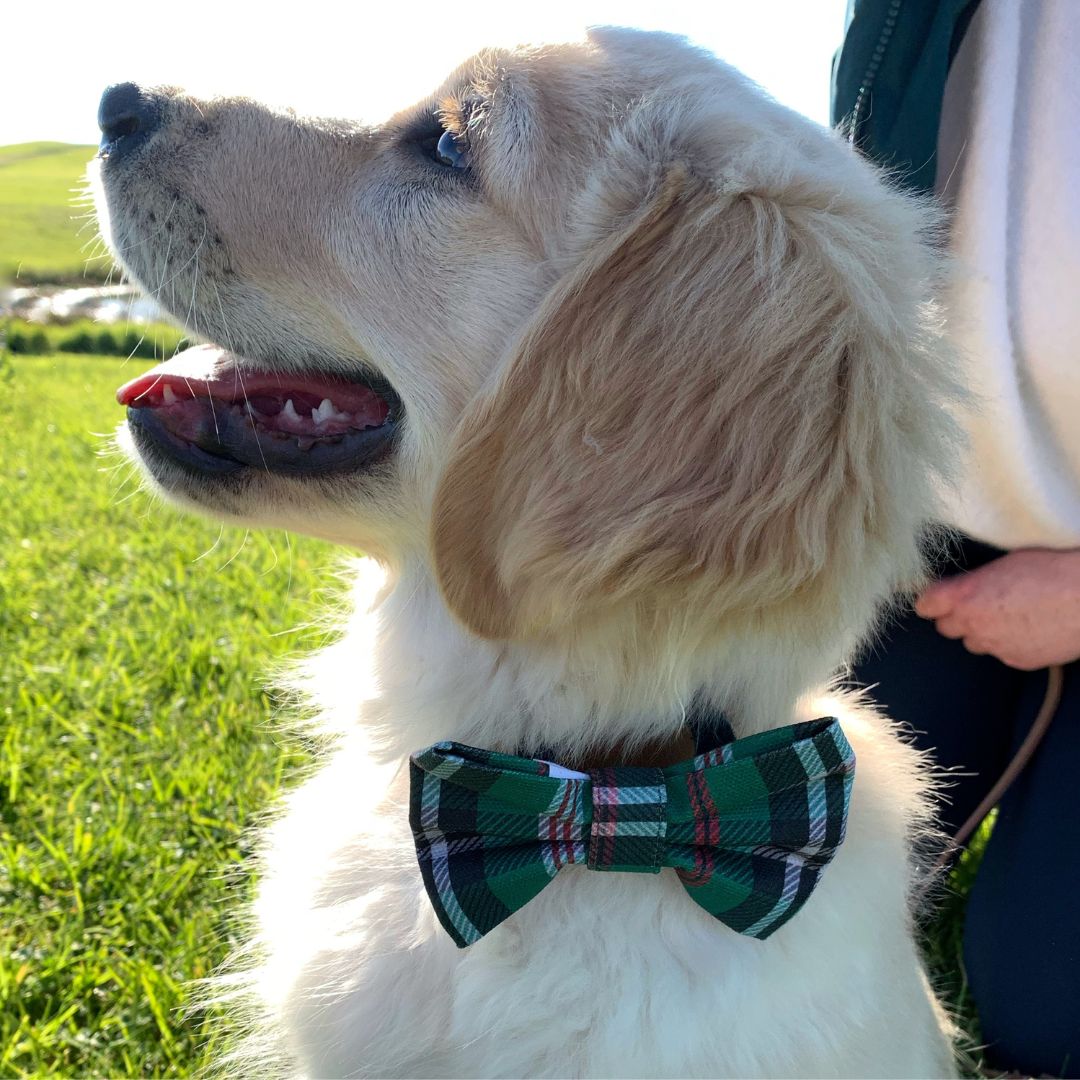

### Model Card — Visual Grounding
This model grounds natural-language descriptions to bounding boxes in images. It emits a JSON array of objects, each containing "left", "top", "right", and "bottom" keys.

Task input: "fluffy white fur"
[{"left": 93, "top": 27, "right": 963, "bottom": 1077}]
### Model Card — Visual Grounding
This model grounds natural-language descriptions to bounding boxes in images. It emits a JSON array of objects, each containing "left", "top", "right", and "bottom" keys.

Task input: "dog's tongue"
[
  {"left": 116, "top": 344, "right": 230, "bottom": 403},
  {"left": 116, "top": 344, "right": 389, "bottom": 431}
]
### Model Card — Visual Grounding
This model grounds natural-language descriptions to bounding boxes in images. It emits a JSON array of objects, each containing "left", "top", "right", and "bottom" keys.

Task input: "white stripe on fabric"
[
  {"left": 793, "top": 739, "right": 828, "bottom": 857},
  {"left": 420, "top": 768, "right": 443, "bottom": 832},
  {"left": 592, "top": 785, "right": 666, "bottom": 805},
  {"left": 740, "top": 854, "right": 804, "bottom": 938},
  {"left": 427, "top": 835, "right": 482, "bottom": 945},
  {"left": 420, "top": 772, "right": 481, "bottom": 944}
]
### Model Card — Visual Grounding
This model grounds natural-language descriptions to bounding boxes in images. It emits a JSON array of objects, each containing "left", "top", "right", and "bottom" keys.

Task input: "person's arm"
[{"left": 916, "top": 548, "right": 1080, "bottom": 669}]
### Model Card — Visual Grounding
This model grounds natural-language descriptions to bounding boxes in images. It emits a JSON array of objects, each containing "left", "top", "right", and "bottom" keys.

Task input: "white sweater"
[{"left": 935, "top": 0, "right": 1080, "bottom": 549}]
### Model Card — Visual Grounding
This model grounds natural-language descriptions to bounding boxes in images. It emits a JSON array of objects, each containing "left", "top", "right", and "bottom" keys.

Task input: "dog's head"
[{"left": 93, "top": 28, "right": 957, "bottom": 654}]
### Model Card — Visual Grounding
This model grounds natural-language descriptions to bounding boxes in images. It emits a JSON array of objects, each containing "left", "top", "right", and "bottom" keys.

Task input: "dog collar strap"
[{"left": 409, "top": 718, "right": 855, "bottom": 947}]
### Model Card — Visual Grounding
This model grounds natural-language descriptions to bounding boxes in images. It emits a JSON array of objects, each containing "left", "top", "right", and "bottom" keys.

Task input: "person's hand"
[{"left": 915, "top": 548, "right": 1080, "bottom": 670}]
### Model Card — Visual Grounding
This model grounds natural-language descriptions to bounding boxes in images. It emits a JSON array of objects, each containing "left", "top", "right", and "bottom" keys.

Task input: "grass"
[
  {"left": 922, "top": 822, "right": 990, "bottom": 1073},
  {"left": 1, "top": 351, "right": 984, "bottom": 1076},
  {"left": 0, "top": 143, "right": 106, "bottom": 284},
  {"left": 1, "top": 352, "right": 336, "bottom": 1076}
]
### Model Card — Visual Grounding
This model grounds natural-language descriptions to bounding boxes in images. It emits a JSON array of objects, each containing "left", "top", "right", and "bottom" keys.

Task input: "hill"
[{"left": 0, "top": 142, "right": 107, "bottom": 284}]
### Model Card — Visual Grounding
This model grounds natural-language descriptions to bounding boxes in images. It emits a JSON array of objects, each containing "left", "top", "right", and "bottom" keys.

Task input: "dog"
[{"left": 93, "top": 27, "right": 962, "bottom": 1077}]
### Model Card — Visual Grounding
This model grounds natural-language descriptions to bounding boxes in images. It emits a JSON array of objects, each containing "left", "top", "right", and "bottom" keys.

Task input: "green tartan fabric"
[{"left": 409, "top": 718, "right": 855, "bottom": 947}]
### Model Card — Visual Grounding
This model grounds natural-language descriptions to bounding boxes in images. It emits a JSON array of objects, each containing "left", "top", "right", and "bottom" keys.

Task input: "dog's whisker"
[
  {"left": 232, "top": 367, "right": 270, "bottom": 476},
  {"left": 281, "top": 530, "right": 293, "bottom": 600},
  {"left": 108, "top": 468, "right": 139, "bottom": 505},
  {"left": 111, "top": 485, "right": 145, "bottom": 507},
  {"left": 122, "top": 333, "right": 148, "bottom": 367},
  {"left": 193, "top": 523, "right": 227, "bottom": 564},
  {"left": 208, "top": 276, "right": 234, "bottom": 356},
  {"left": 215, "top": 529, "right": 250, "bottom": 573},
  {"left": 157, "top": 227, "right": 205, "bottom": 294},
  {"left": 152, "top": 216, "right": 176, "bottom": 306}
]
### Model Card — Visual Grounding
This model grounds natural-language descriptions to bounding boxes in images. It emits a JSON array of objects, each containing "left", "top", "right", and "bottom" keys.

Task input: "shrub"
[
  {"left": 2, "top": 319, "right": 188, "bottom": 358},
  {"left": 95, "top": 329, "right": 119, "bottom": 354},
  {"left": 59, "top": 329, "right": 96, "bottom": 353},
  {"left": 6, "top": 327, "right": 53, "bottom": 354}
]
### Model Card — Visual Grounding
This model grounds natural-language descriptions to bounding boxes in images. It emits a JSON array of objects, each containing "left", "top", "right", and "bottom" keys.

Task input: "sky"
[{"left": 5, "top": 0, "right": 848, "bottom": 147}]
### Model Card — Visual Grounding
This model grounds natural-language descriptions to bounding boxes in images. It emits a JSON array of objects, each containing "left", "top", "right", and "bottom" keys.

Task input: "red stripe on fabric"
[
  {"left": 687, "top": 768, "right": 720, "bottom": 845},
  {"left": 682, "top": 767, "right": 720, "bottom": 885},
  {"left": 548, "top": 783, "right": 579, "bottom": 869}
]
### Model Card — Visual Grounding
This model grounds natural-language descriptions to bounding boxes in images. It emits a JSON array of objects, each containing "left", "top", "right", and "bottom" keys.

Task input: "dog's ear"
[{"left": 432, "top": 163, "right": 942, "bottom": 639}]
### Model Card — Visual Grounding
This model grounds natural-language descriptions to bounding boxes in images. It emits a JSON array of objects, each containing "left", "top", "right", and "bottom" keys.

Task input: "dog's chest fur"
[{"left": 245, "top": 591, "right": 953, "bottom": 1078}]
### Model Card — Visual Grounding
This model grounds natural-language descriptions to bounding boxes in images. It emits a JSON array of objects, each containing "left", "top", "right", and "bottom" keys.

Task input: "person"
[{"left": 833, "top": 1, "right": 1080, "bottom": 1075}]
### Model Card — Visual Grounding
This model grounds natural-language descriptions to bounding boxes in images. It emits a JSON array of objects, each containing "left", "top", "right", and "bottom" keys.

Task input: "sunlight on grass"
[
  {"left": 0, "top": 144, "right": 105, "bottom": 283},
  {"left": 0, "top": 353, "right": 339, "bottom": 1076}
]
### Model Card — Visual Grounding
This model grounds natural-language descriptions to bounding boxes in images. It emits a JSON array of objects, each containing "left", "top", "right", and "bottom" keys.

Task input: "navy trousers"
[{"left": 850, "top": 537, "right": 1080, "bottom": 1078}]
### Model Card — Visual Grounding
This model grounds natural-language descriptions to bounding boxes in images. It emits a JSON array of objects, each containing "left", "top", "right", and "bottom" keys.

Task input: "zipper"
[{"left": 849, "top": 0, "right": 903, "bottom": 143}]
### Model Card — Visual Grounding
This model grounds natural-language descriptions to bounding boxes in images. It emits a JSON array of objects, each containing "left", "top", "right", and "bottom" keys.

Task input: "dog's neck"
[
  {"left": 335, "top": 558, "right": 852, "bottom": 763},
  {"left": 567, "top": 728, "right": 699, "bottom": 770}
]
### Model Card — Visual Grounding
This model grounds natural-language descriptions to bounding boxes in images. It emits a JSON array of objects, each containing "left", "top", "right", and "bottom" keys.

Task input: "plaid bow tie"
[{"left": 409, "top": 717, "right": 855, "bottom": 947}]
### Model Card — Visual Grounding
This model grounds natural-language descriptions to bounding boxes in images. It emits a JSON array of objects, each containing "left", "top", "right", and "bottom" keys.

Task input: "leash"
[{"left": 928, "top": 663, "right": 1065, "bottom": 879}]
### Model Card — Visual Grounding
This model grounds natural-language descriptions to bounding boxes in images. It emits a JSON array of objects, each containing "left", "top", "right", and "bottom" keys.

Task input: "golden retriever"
[{"left": 92, "top": 27, "right": 961, "bottom": 1077}]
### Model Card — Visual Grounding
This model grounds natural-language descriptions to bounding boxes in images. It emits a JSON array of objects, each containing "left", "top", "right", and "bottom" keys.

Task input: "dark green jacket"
[{"left": 831, "top": 0, "right": 982, "bottom": 192}]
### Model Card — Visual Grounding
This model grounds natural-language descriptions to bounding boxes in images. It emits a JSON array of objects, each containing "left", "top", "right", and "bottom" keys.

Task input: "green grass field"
[
  {"left": 1, "top": 352, "right": 336, "bottom": 1076},
  {"left": 0, "top": 143, "right": 106, "bottom": 283},
  {"left": 2, "top": 352, "right": 984, "bottom": 1076}
]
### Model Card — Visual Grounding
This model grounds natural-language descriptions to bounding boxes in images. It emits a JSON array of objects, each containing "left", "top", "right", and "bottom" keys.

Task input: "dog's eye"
[{"left": 431, "top": 129, "right": 471, "bottom": 170}]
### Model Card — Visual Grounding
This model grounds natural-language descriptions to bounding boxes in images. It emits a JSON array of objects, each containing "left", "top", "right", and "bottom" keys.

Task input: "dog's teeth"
[
  {"left": 162, "top": 384, "right": 177, "bottom": 404},
  {"left": 296, "top": 436, "right": 315, "bottom": 451},
  {"left": 282, "top": 398, "right": 302, "bottom": 423},
  {"left": 314, "top": 398, "right": 336, "bottom": 424}
]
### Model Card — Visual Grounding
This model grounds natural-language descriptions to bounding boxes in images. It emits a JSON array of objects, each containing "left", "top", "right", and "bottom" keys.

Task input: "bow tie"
[{"left": 409, "top": 717, "right": 855, "bottom": 947}]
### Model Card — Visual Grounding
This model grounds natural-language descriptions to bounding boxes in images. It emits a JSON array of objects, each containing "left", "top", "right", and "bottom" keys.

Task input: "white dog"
[{"left": 93, "top": 28, "right": 961, "bottom": 1077}]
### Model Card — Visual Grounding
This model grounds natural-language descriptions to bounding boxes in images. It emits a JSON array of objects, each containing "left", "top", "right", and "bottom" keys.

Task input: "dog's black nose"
[{"left": 97, "top": 82, "right": 163, "bottom": 157}]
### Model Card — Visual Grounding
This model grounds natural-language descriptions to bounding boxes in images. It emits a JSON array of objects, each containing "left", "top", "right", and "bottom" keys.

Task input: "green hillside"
[{"left": 0, "top": 142, "right": 107, "bottom": 284}]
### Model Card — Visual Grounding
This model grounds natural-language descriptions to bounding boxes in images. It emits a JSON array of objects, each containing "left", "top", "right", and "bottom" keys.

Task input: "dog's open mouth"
[{"left": 117, "top": 344, "right": 401, "bottom": 476}]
